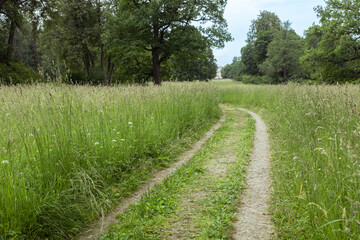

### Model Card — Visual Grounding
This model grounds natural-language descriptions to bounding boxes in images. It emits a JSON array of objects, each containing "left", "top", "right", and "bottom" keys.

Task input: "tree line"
[
  {"left": 222, "top": 0, "right": 360, "bottom": 84},
  {"left": 0, "top": 0, "right": 231, "bottom": 85}
]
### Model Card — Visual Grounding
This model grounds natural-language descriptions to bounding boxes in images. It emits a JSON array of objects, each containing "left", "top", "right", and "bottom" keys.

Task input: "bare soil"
[
  {"left": 232, "top": 108, "right": 274, "bottom": 240},
  {"left": 77, "top": 115, "right": 225, "bottom": 240}
]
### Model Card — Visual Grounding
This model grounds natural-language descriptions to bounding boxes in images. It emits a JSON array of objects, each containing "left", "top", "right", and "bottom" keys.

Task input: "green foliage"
[
  {"left": 40, "top": 0, "right": 107, "bottom": 83},
  {"left": 259, "top": 21, "right": 305, "bottom": 83},
  {"left": 170, "top": 45, "right": 217, "bottom": 82},
  {"left": 108, "top": 0, "right": 231, "bottom": 84},
  {"left": 240, "top": 43, "right": 258, "bottom": 75},
  {"left": 0, "top": 62, "right": 42, "bottom": 84},
  {"left": 240, "top": 11, "right": 281, "bottom": 76},
  {"left": 241, "top": 75, "right": 273, "bottom": 85},
  {"left": 300, "top": 0, "right": 360, "bottom": 83},
  {"left": 221, "top": 57, "right": 243, "bottom": 80}
]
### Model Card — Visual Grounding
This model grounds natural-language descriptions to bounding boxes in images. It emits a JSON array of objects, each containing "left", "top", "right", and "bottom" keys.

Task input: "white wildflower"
[
  {"left": 128, "top": 122, "right": 133, "bottom": 125},
  {"left": 94, "top": 142, "right": 100, "bottom": 145},
  {"left": 1, "top": 160, "right": 9, "bottom": 164},
  {"left": 120, "top": 139, "right": 125, "bottom": 141},
  {"left": 112, "top": 140, "right": 117, "bottom": 143}
]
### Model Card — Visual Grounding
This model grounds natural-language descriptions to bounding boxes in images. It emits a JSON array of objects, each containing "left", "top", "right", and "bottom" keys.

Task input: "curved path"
[
  {"left": 78, "top": 115, "right": 226, "bottom": 240},
  {"left": 233, "top": 108, "right": 274, "bottom": 239}
]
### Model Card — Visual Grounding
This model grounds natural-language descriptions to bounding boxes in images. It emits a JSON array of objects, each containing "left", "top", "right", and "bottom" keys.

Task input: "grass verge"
[
  {"left": 218, "top": 81, "right": 360, "bottom": 239},
  {"left": 100, "top": 105, "right": 255, "bottom": 239}
]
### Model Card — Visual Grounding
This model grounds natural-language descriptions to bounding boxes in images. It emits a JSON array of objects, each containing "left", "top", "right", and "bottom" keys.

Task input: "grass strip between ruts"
[{"left": 100, "top": 106, "right": 255, "bottom": 239}]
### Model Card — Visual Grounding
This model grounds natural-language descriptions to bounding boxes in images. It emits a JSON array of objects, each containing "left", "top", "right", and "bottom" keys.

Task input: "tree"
[
  {"left": 40, "top": 0, "right": 114, "bottom": 84},
  {"left": 259, "top": 21, "right": 305, "bottom": 82},
  {"left": 300, "top": 0, "right": 360, "bottom": 83},
  {"left": 221, "top": 57, "right": 243, "bottom": 80},
  {"left": 221, "top": 64, "right": 231, "bottom": 79},
  {"left": 240, "top": 43, "right": 258, "bottom": 75},
  {"left": 108, "top": 0, "right": 231, "bottom": 85},
  {"left": 170, "top": 46, "right": 217, "bottom": 82},
  {"left": 0, "top": 0, "right": 54, "bottom": 63},
  {"left": 240, "top": 11, "right": 281, "bottom": 75}
]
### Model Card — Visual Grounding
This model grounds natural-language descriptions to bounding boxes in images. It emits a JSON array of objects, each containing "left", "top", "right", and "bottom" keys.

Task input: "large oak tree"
[{"left": 108, "top": 0, "right": 231, "bottom": 85}]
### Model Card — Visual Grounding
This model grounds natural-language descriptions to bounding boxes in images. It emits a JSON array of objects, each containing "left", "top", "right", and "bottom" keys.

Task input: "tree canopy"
[
  {"left": 108, "top": 0, "right": 231, "bottom": 85},
  {"left": 1, "top": 0, "right": 229, "bottom": 85},
  {"left": 300, "top": 0, "right": 360, "bottom": 83}
]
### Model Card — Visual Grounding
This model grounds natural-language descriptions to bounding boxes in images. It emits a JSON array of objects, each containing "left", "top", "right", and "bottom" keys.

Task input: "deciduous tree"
[{"left": 108, "top": 0, "right": 231, "bottom": 85}]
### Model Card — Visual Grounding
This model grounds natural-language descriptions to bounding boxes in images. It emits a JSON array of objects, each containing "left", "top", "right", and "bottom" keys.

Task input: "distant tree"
[
  {"left": 300, "top": 0, "right": 360, "bottom": 83},
  {"left": 108, "top": 0, "right": 231, "bottom": 85},
  {"left": 240, "top": 11, "right": 281, "bottom": 75},
  {"left": 240, "top": 43, "right": 258, "bottom": 75},
  {"left": 220, "top": 57, "right": 243, "bottom": 80},
  {"left": 170, "top": 45, "right": 217, "bottom": 82},
  {"left": 0, "top": 0, "right": 54, "bottom": 63},
  {"left": 41, "top": 0, "right": 114, "bottom": 84},
  {"left": 221, "top": 64, "right": 232, "bottom": 79},
  {"left": 259, "top": 21, "right": 305, "bottom": 82}
]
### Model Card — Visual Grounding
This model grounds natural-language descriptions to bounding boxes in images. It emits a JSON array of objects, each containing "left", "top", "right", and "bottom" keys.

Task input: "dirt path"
[
  {"left": 78, "top": 115, "right": 225, "bottom": 240},
  {"left": 161, "top": 106, "right": 248, "bottom": 239},
  {"left": 232, "top": 108, "right": 274, "bottom": 239}
]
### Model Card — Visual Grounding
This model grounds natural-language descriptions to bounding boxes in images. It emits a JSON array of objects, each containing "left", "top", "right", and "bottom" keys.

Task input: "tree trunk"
[
  {"left": 152, "top": 49, "right": 161, "bottom": 85},
  {"left": 107, "top": 64, "right": 114, "bottom": 85},
  {"left": 101, "top": 44, "right": 105, "bottom": 72},
  {"left": 83, "top": 45, "right": 91, "bottom": 76},
  {"left": 106, "top": 55, "right": 114, "bottom": 85},
  {"left": 6, "top": 20, "right": 16, "bottom": 63},
  {"left": 283, "top": 66, "right": 287, "bottom": 80}
]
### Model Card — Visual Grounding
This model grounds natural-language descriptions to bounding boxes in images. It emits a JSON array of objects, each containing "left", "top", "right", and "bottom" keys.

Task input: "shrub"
[{"left": 0, "top": 62, "right": 43, "bottom": 84}]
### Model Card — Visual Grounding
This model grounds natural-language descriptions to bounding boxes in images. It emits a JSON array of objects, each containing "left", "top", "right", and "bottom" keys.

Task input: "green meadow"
[
  {"left": 0, "top": 81, "right": 359, "bottom": 239},
  {"left": 0, "top": 83, "right": 220, "bottom": 239},
  {"left": 219, "top": 82, "right": 360, "bottom": 239}
]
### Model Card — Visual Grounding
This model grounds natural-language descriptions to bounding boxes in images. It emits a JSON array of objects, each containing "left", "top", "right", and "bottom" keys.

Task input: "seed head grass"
[
  {"left": 0, "top": 83, "right": 220, "bottom": 239},
  {"left": 218, "top": 82, "right": 360, "bottom": 239}
]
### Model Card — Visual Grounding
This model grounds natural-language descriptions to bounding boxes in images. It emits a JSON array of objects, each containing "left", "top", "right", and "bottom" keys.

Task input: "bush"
[
  {"left": 66, "top": 68, "right": 106, "bottom": 85},
  {"left": 242, "top": 75, "right": 273, "bottom": 84},
  {"left": 0, "top": 62, "right": 43, "bottom": 84}
]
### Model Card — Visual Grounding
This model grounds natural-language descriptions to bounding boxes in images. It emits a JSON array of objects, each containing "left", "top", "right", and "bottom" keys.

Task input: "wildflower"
[
  {"left": 1, "top": 160, "right": 9, "bottom": 164},
  {"left": 128, "top": 122, "right": 133, "bottom": 125},
  {"left": 120, "top": 139, "right": 125, "bottom": 141},
  {"left": 117, "top": 132, "right": 120, "bottom": 135},
  {"left": 338, "top": 157, "right": 341, "bottom": 160},
  {"left": 112, "top": 140, "right": 117, "bottom": 143},
  {"left": 94, "top": 142, "right": 100, "bottom": 145}
]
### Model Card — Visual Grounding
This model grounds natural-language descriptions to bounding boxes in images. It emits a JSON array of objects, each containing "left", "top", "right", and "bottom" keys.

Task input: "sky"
[{"left": 214, "top": 0, "right": 326, "bottom": 67}]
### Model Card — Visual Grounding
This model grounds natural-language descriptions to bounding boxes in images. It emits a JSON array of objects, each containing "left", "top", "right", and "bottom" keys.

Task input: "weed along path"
[
  {"left": 78, "top": 114, "right": 226, "bottom": 240},
  {"left": 232, "top": 108, "right": 274, "bottom": 240}
]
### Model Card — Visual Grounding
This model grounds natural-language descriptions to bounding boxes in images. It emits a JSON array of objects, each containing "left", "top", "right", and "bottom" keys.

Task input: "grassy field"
[
  {"left": 1, "top": 81, "right": 359, "bottom": 239},
  {"left": 218, "top": 81, "right": 360, "bottom": 239},
  {"left": 0, "top": 83, "right": 220, "bottom": 239}
]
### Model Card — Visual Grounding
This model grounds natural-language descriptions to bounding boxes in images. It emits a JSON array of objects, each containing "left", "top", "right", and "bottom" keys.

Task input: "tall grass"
[
  {"left": 0, "top": 83, "right": 220, "bottom": 239},
  {"left": 219, "top": 83, "right": 360, "bottom": 239}
]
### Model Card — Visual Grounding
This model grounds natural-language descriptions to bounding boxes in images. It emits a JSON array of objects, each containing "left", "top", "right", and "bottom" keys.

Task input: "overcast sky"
[{"left": 214, "top": 0, "right": 325, "bottom": 67}]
